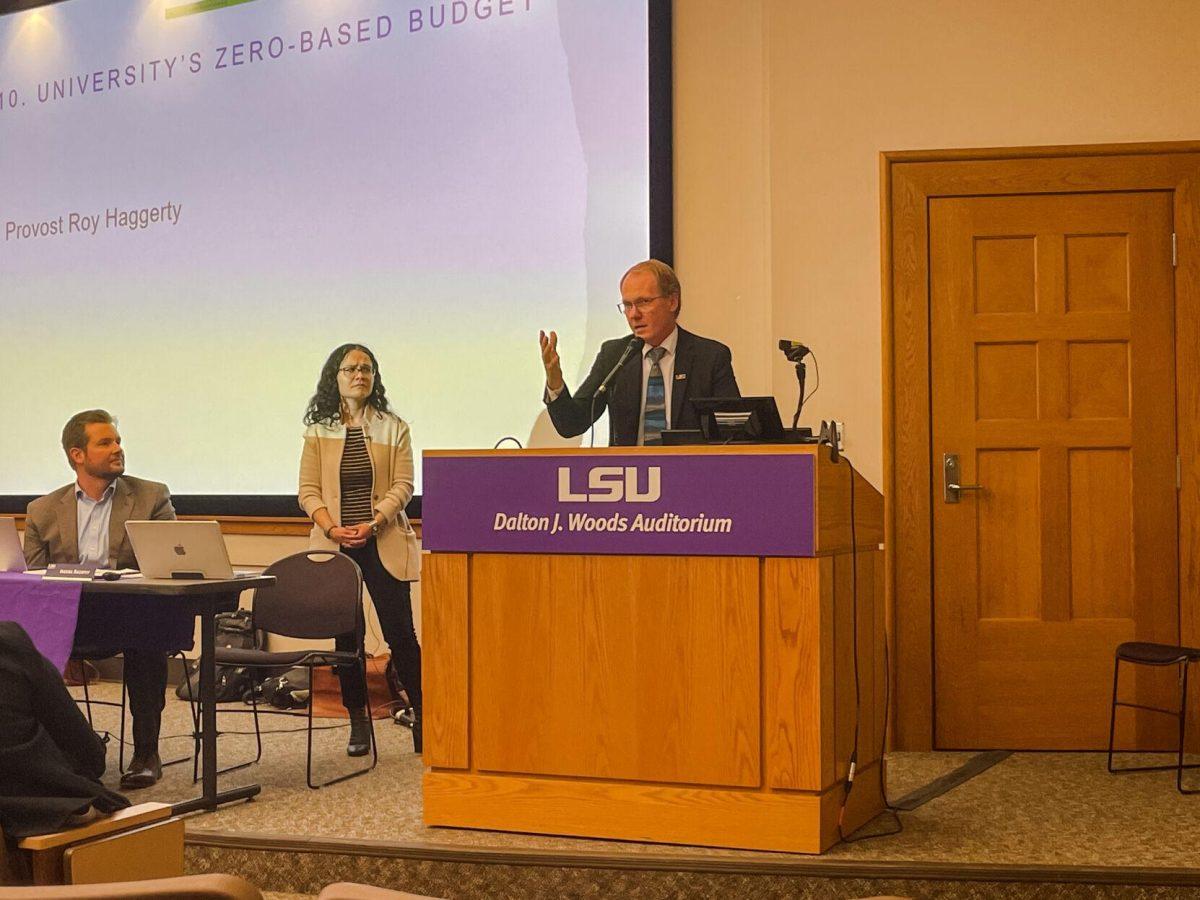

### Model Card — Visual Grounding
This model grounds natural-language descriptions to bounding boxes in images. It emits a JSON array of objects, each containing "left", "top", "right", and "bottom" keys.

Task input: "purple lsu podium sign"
[{"left": 421, "top": 452, "right": 816, "bottom": 557}]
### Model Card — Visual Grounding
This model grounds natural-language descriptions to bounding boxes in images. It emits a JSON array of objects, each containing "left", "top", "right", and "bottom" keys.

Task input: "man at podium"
[{"left": 539, "top": 259, "right": 740, "bottom": 445}]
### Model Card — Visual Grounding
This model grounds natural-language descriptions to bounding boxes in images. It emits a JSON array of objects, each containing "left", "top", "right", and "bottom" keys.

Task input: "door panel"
[{"left": 931, "top": 191, "right": 1178, "bottom": 749}]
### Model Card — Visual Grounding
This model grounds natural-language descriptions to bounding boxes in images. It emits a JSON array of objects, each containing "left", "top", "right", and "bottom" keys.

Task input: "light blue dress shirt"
[{"left": 76, "top": 482, "right": 116, "bottom": 565}]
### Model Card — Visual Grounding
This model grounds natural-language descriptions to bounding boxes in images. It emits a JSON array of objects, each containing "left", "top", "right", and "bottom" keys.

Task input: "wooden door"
[{"left": 931, "top": 191, "right": 1179, "bottom": 749}]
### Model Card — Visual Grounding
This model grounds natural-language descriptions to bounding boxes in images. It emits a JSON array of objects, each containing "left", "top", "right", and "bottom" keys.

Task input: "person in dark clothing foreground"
[{"left": 0, "top": 621, "right": 129, "bottom": 838}]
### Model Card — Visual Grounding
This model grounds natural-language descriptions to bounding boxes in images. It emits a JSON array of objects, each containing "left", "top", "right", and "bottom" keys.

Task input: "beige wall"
[{"left": 674, "top": 0, "right": 1200, "bottom": 488}]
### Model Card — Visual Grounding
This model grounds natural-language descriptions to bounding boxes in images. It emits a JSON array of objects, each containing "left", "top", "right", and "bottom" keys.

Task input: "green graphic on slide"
[{"left": 166, "top": 0, "right": 259, "bottom": 20}]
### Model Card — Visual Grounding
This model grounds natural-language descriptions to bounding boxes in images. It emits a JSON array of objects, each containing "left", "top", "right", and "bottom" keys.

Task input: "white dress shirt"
[{"left": 76, "top": 481, "right": 116, "bottom": 566}]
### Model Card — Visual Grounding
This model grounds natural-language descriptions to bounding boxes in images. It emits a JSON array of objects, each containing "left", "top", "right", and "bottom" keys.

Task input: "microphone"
[
  {"left": 778, "top": 339, "right": 811, "bottom": 362},
  {"left": 587, "top": 336, "right": 644, "bottom": 449},
  {"left": 596, "top": 336, "right": 645, "bottom": 395}
]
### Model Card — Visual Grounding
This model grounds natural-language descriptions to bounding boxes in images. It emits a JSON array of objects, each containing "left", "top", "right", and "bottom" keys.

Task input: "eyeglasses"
[
  {"left": 338, "top": 364, "right": 375, "bottom": 376},
  {"left": 617, "top": 295, "right": 666, "bottom": 314}
]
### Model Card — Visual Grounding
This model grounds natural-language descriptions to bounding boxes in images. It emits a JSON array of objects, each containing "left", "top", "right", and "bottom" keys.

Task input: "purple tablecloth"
[
  {"left": 0, "top": 571, "right": 82, "bottom": 672},
  {"left": 0, "top": 572, "right": 195, "bottom": 673}
]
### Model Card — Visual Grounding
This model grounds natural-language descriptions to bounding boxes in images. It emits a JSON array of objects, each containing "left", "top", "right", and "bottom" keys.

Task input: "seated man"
[
  {"left": 538, "top": 259, "right": 740, "bottom": 445},
  {"left": 0, "top": 621, "right": 129, "bottom": 838},
  {"left": 23, "top": 409, "right": 180, "bottom": 789}
]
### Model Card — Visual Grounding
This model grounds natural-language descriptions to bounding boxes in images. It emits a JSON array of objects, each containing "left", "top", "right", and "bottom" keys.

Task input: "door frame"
[{"left": 882, "top": 142, "right": 1200, "bottom": 750}]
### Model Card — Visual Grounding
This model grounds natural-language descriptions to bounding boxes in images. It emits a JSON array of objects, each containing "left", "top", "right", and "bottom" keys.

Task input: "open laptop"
[
  {"left": 125, "top": 520, "right": 248, "bottom": 580},
  {"left": 0, "top": 518, "right": 27, "bottom": 573}
]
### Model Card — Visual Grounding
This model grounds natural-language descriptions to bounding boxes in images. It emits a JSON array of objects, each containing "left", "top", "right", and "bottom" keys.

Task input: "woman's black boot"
[{"left": 347, "top": 708, "right": 371, "bottom": 757}]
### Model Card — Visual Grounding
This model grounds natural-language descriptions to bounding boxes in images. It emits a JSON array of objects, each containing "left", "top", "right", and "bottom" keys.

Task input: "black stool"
[{"left": 1107, "top": 641, "right": 1200, "bottom": 793}]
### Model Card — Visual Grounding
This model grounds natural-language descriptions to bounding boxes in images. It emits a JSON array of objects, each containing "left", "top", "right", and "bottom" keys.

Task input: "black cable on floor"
[{"left": 840, "top": 634, "right": 903, "bottom": 842}]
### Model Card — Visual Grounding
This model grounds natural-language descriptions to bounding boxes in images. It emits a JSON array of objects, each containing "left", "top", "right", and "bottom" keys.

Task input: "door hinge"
[{"left": 1173, "top": 232, "right": 1178, "bottom": 267}]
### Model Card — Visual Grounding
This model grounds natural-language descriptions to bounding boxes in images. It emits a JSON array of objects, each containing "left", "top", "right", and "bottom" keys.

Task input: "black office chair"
[
  {"left": 212, "top": 551, "right": 376, "bottom": 788},
  {"left": 1107, "top": 641, "right": 1200, "bottom": 793}
]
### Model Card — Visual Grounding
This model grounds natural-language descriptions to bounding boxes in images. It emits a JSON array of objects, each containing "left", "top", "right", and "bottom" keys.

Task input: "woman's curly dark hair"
[{"left": 303, "top": 343, "right": 392, "bottom": 426}]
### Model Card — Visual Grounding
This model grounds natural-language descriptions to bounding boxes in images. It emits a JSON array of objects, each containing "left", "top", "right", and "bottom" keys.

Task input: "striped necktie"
[{"left": 642, "top": 346, "right": 667, "bottom": 445}]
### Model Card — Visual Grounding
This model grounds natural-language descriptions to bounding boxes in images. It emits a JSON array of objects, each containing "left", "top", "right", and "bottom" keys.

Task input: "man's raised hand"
[{"left": 539, "top": 330, "right": 564, "bottom": 392}]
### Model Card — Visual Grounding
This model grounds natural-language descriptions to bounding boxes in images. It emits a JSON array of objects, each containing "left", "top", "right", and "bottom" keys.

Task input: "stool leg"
[
  {"left": 1180, "top": 662, "right": 1197, "bottom": 794},
  {"left": 1107, "top": 656, "right": 1122, "bottom": 773}
]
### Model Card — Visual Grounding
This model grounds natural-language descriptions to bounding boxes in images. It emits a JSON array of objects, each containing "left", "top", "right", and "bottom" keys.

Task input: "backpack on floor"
[
  {"left": 174, "top": 609, "right": 266, "bottom": 702},
  {"left": 248, "top": 667, "right": 311, "bottom": 710}
]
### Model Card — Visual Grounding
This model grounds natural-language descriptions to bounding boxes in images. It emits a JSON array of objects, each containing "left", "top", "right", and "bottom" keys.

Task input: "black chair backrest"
[{"left": 251, "top": 552, "right": 362, "bottom": 640}]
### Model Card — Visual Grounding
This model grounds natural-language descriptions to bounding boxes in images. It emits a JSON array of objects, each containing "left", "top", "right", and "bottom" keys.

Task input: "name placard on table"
[
  {"left": 43, "top": 562, "right": 98, "bottom": 581},
  {"left": 422, "top": 451, "right": 815, "bottom": 557}
]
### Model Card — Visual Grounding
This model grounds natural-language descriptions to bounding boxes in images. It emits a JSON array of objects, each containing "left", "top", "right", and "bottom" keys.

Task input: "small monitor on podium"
[{"left": 662, "top": 396, "right": 814, "bottom": 445}]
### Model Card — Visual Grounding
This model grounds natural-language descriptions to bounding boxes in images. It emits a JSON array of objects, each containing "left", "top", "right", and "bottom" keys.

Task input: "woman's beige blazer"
[{"left": 298, "top": 409, "right": 419, "bottom": 581}]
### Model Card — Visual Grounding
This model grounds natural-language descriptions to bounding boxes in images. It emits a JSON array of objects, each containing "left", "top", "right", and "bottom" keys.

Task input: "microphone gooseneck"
[
  {"left": 597, "top": 335, "right": 645, "bottom": 395},
  {"left": 588, "top": 335, "right": 645, "bottom": 447}
]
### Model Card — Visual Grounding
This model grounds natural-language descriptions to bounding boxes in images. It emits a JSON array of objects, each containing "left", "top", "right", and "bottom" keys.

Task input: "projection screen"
[{"left": 0, "top": 0, "right": 668, "bottom": 513}]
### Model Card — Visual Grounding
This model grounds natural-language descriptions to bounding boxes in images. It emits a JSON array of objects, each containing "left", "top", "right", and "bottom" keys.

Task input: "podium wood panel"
[
  {"left": 763, "top": 557, "right": 833, "bottom": 790},
  {"left": 423, "top": 553, "right": 469, "bottom": 770},
  {"left": 815, "top": 460, "right": 884, "bottom": 554},
  {"left": 471, "top": 554, "right": 760, "bottom": 786},
  {"left": 425, "top": 760, "right": 882, "bottom": 854}
]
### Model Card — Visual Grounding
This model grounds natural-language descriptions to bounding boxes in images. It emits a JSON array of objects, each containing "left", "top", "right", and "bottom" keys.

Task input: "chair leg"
[
  {"left": 74, "top": 660, "right": 128, "bottom": 770},
  {"left": 81, "top": 674, "right": 94, "bottom": 729},
  {"left": 160, "top": 653, "right": 196, "bottom": 770},
  {"left": 308, "top": 660, "right": 377, "bottom": 789},
  {"left": 251, "top": 689, "right": 263, "bottom": 765},
  {"left": 306, "top": 666, "right": 317, "bottom": 790},
  {"left": 211, "top": 672, "right": 265, "bottom": 779},
  {"left": 178, "top": 658, "right": 201, "bottom": 784},
  {"left": 364, "top": 659, "right": 379, "bottom": 774},
  {"left": 118, "top": 673, "right": 128, "bottom": 773}
]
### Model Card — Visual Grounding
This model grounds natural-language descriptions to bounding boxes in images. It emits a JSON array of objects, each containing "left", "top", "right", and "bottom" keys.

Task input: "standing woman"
[{"left": 299, "top": 344, "right": 422, "bottom": 755}]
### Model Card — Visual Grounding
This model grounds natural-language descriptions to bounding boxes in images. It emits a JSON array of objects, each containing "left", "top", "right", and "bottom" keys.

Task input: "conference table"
[{"left": 0, "top": 573, "right": 273, "bottom": 815}]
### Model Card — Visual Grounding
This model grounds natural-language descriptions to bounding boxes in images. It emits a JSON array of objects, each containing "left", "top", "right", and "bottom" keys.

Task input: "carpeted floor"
[{"left": 73, "top": 682, "right": 1200, "bottom": 869}]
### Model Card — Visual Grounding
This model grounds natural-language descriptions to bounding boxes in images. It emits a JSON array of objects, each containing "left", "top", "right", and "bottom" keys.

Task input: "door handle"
[{"left": 943, "top": 453, "right": 985, "bottom": 503}]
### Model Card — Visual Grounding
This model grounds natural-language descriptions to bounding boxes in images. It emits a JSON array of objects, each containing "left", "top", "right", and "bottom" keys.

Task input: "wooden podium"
[{"left": 420, "top": 445, "right": 885, "bottom": 853}]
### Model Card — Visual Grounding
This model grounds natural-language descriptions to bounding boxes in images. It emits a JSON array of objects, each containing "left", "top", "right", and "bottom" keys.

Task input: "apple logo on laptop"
[{"left": 174, "top": 544, "right": 187, "bottom": 556}]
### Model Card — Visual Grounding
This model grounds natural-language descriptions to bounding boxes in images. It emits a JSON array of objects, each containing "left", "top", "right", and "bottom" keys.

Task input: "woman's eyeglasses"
[{"left": 338, "top": 364, "right": 375, "bottom": 376}]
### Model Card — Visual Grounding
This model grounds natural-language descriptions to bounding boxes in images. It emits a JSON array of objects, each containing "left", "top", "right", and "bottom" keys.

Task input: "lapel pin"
[{"left": 675, "top": 373, "right": 687, "bottom": 380}]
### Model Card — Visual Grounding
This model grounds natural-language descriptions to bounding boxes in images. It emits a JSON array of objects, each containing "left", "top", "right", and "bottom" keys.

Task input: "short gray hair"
[
  {"left": 620, "top": 259, "right": 682, "bottom": 314},
  {"left": 61, "top": 409, "right": 114, "bottom": 467}
]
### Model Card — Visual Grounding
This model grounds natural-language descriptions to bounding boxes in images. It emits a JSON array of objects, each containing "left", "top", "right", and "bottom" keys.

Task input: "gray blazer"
[{"left": 23, "top": 475, "right": 176, "bottom": 569}]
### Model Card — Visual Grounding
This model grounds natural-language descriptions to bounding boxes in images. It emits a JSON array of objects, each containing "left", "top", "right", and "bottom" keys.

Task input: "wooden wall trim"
[
  {"left": 882, "top": 142, "right": 1200, "bottom": 750},
  {"left": 187, "top": 516, "right": 312, "bottom": 537},
  {"left": 883, "top": 140, "right": 1200, "bottom": 164},
  {"left": 7, "top": 513, "right": 422, "bottom": 539}
]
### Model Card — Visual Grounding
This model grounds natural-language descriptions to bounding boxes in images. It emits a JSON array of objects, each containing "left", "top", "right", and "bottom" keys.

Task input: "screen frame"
[{"left": 0, "top": 0, "right": 673, "bottom": 518}]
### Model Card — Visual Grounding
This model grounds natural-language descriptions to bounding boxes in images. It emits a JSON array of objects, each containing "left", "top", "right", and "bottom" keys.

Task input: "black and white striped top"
[{"left": 339, "top": 426, "right": 374, "bottom": 526}]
